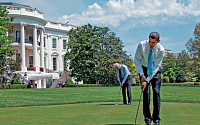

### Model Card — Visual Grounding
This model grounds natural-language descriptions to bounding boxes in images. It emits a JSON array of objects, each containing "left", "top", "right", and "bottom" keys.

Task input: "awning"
[{"left": 28, "top": 73, "right": 59, "bottom": 80}]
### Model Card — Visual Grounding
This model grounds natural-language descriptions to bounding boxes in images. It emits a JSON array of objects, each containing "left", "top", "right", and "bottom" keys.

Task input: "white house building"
[{"left": 0, "top": 2, "right": 77, "bottom": 88}]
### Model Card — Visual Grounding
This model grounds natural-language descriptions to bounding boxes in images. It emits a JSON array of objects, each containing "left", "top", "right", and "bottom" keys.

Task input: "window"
[
  {"left": 44, "top": 57, "right": 46, "bottom": 67},
  {"left": 64, "top": 59, "right": 67, "bottom": 71},
  {"left": 63, "top": 40, "right": 66, "bottom": 49},
  {"left": 8, "top": 7, "right": 19, "bottom": 10},
  {"left": 29, "top": 56, "right": 33, "bottom": 67},
  {"left": 52, "top": 38, "right": 56, "bottom": 48},
  {"left": 25, "top": 8, "right": 32, "bottom": 12},
  {"left": 29, "top": 36, "right": 33, "bottom": 44},
  {"left": 16, "top": 31, "right": 20, "bottom": 43},
  {"left": 53, "top": 58, "right": 57, "bottom": 71},
  {"left": 44, "top": 37, "right": 46, "bottom": 48}
]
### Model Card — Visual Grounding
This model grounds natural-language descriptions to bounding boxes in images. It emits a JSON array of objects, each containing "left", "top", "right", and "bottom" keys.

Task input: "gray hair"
[{"left": 114, "top": 63, "right": 120, "bottom": 68}]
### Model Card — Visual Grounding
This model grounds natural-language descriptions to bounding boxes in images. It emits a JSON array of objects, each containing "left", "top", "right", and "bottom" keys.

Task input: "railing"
[
  {"left": 25, "top": 39, "right": 33, "bottom": 44},
  {"left": 7, "top": 5, "right": 44, "bottom": 19},
  {"left": 13, "top": 39, "right": 40, "bottom": 46},
  {"left": 27, "top": 67, "right": 44, "bottom": 72}
]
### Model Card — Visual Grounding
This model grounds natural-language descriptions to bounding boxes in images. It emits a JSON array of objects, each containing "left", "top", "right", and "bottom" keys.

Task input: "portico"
[{"left": 19, "top": 23, "right": 45, "bottom": 73}]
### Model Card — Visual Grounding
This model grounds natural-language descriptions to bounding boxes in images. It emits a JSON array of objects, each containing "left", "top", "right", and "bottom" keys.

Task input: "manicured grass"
[
  {"left": 0, "top": 102, "right": 199, "bottom": 125},
  {"left": 0, "top": 86, "right": 199, "bottom": 124},
  {"left": 0, "top": 86, "right": 199, "bottom": 107}
]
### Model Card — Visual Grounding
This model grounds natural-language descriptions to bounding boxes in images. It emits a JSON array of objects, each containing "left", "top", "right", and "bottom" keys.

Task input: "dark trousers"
[
  {"left": 142, "top": 66, "right": 161, "bottom": 123},
  {"left": 122, "top": 75, "right": 132, "bottom": 104}
]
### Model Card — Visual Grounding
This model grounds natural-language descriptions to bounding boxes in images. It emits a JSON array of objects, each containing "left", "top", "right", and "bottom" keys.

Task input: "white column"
[
  {"left": 47, "top": 35, "right": 52, "bottom": 71},
  {"left": 33, "top": 25, "right": 39, "bottom": 72},
  {"left": 40, "top": 29, "right": 44, "bottom": 72},
  {"left": 58, "top": 36, "right": 62, "bottom": 71},
  {"left": 40, "top": 80, "right": 46, "bottom": 88},
  {"left": 20, "top": 23, "right": 27, "bottom": 72},
  {"left": 37, "top": 80, "right": 41, "bottom": 88}
]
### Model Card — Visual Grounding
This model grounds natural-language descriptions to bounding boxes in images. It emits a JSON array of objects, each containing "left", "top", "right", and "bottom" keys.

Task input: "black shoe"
[
  {"left": 145, "top": 123, "right": 151, "bottom": 125},
  {"left": 154, "top": 122, "right": 160, "bottom": 125},
  {"left": 128, "top": 102, "right": 131, "bottom": 105}
]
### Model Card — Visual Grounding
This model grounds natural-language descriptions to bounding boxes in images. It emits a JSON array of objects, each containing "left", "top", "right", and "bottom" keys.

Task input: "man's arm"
[
  {"left": 116, "top": 70, "right": 121, "bottom": 84},
  {"left": 134, "top": 43, "right": 144, "bottom": 77}
]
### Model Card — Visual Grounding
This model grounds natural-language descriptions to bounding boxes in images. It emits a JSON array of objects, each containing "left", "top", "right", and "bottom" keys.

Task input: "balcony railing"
[
  {"left": 13, "top": 39, "right": 40, "bottom": 45},
  {"left": 27, "top": 67, "right": 44, "bottom": 72},
  {"left": 25, "top": 39, "right": 33, "bottom": 44}
]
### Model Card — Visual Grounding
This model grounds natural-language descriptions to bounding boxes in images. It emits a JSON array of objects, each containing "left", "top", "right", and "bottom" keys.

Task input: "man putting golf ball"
[
  {"left": 134, "top": 32, "right": 165, "bottom": 125},
  {"left": 114, "top": 63, "right": 132, "bottom": 105}
]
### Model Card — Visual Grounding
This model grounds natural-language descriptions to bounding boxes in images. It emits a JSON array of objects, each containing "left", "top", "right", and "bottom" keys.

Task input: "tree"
[
  {"left": 65, "top": 24, "right": 135, "bottom": 84},
  {"left": 186, "top": 23, "right": 200, "bottom": 74},
  {"left": 0, "top": 5, "right": 20, "bottom": 83},
  {"left": 162, "top": 52, "right": 176, "bottom": 73},
  {"left": 176, "top": 70, "right": 186, "bottom": 83},
  {"left": 176, "top": 50, "right": 190, "bottom": 72},
  {"left": 163, "top": 66, "right": 180, "bottom": 83}
]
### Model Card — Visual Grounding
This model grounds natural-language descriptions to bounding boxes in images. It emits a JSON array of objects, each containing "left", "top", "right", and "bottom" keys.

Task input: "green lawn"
[
  {"left": 0, "top": 86, "right": 199, "bottom": 125},
  {"left": 0, "top": 102, "right": 199, "bottom": 125},
  {"left": 0, "top": 86, "right": 199, "bottom": 107}
]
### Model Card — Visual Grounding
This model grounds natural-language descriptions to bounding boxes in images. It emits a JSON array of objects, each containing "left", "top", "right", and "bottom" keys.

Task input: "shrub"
[
  {"left": 195, "top": 74, "right": 200, "bottom": 82},
  {"left": 170, "top": 76, "right": 176, "bottom": 83},
  {"left": 176, "top": 70, "right": 186, "bottom": 83},
  {"left": 11, "top": 78, "right": 21, "bottom": 84},
  {"left": 0, "top": 84, "right": 28, "bottom": 89},
  {"left": 68, "top": 83, "right": 119, "bottom": 87},
  {"left": 161, "top": 82, "right": 200, "bottom": 86},
  {"left": 163, "top": 76, "right": 169, "bottom": 83},
  {"left": 65, "top": 79, "right": 74, "bottom": 85}
]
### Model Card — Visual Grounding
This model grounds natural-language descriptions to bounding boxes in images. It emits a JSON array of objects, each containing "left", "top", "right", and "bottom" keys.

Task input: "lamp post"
[{"left": 24, "top": 72, "right": 27, "bottom": 78}]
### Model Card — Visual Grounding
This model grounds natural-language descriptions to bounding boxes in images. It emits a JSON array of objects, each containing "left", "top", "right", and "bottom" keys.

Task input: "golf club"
[
  {"left": 135, "top": 88, "right": 143, "bottom": 125},
  {"left": 115, "top": 87, "right": 121, "bottom": 105}
]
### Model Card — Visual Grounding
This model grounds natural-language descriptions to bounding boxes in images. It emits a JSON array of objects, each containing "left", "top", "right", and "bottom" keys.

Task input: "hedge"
[
  {"left": 68, "top": 84, "right": 112, "bottom": 87},
  {"left": 161, "top": 82, "right": 200, "bottom": 86},
  {"left": 0, "top": 84, "right": 28, "bottom": 89},
  {"left": 67, "top": 82, "right": 200, "bottom": 87}
]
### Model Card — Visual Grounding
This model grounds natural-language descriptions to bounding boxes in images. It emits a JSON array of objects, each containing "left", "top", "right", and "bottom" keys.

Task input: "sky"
[{"left": 2, "top": 0, "right": 200, "bottom": 58}]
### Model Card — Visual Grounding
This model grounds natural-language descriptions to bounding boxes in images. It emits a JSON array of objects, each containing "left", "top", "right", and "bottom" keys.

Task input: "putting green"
[{"left": 0, "top": 101, "right": 199, "bottom": 125}]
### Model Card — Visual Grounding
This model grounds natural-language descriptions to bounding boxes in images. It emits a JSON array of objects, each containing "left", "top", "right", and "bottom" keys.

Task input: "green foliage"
[
  {"left": 176, "top": 70, "right": 186, "bottom": 83},
  {"left": 163, "top": 76, "right": 169, "bottom": 83},
  {"left": 0, "top": 84, "right": 28, "bottom": 89},
  {"left": 163, "top": 68, "right": 175, "bottom": 78},
  {"left": 65, "top": 24, "right": 135, "bottom": 84},
  {"left": 176, "top": 50, "right": 190, "bottom": 72},
  {"left": 170, "top": 76, "right": 176, "bottom": 83},
  {"left": 0, "top": 5, "right": 21, "bottom": 80},
  {"left": 0, "top": 26, "right": 12, "bottom": 54},
  {"left": 11, "top": 78, "right": 21, "bottom": 84},
  {"left": 65, "top": 79, "right": 74, "bottom": 85},
  {"left": 162, "top": 52, "right": 176, "bottom": 73},
  {"left": 161, "top": 82, "right": 200, "bottom": 86},
  {"left": 195, "top": 74, "right": 200, "bottom": 82},
  {"left": 186, "top": 23, "right": 200, "bottom": 74}
]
